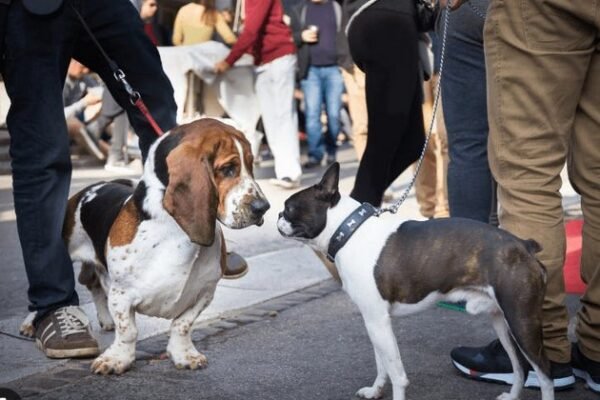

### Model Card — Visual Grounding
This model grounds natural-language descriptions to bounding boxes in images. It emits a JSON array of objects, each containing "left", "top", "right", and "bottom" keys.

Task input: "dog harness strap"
[{"left": 327, "top": 203, "right": 377, "bottom": 262}]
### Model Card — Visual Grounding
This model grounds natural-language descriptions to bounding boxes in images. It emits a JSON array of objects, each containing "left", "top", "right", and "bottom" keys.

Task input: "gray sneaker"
[{"left": 35, "top": 306, "right": 100, "bottom": 359}]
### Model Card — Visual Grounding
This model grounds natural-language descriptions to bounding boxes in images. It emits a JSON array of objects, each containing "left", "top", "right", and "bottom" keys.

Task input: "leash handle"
[{"left": 71, "top": 4, "right": 164, "bottom": 137}]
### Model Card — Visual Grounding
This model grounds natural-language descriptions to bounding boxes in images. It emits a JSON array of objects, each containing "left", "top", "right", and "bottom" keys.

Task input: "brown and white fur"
[
  {"left": 276, "top": 163, "right": 553, "bottom": 400},
  {"left": 21, "top": 118, "right": 269, "bottom": 374}
]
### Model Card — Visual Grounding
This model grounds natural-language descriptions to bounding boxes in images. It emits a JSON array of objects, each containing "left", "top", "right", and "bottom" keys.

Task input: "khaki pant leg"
[
  {"left": 341, "top": 67, "right": 368, "bottom": 160},
  {"left": 484, "top": 0, "right": 597, "bottom": 362},
  {"left": 434, "top": 84, "right": 449, "bottom": 218},
  {"left": 570, "top": 43, "right": 600, "bottom": 362},
  {"left": 414, "top": 134, "right": 437, "bottom": 218},
  {"left": 416, "top": 78, "right": 438, "bottom": 218}
]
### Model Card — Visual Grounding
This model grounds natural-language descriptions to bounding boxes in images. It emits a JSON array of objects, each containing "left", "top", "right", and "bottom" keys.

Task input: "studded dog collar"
[{"left": 327, "top": 203, "right": 377, "bottom": 262}]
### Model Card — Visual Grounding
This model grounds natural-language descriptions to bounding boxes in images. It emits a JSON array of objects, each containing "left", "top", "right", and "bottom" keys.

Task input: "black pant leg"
[
  {"left": 72, "top": 0, "right": 177, "bottom": 160},
  {"left": 4, "top": 2, "right": 80, "bottom": 317},
  {"left": 348, "top": 6, "right": 422, "bottom": 206}
]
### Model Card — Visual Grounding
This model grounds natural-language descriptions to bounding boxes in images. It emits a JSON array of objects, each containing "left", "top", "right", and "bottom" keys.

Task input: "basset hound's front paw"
[
  {"left": 168, "top": 347, "right": 208, "bottom": 370},
  {"left": 91, "top": 349, "right": 134, "bottom": 375}
]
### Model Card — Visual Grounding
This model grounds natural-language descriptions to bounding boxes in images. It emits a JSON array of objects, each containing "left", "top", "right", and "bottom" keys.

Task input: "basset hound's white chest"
[{"left": 104, "top": 220, "right": 223, "bottom": 320}]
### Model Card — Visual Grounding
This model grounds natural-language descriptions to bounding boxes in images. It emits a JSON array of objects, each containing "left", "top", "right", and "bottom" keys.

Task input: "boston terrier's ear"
[{"left": 317, "top": 162, "right": 340, "bottom": 206}]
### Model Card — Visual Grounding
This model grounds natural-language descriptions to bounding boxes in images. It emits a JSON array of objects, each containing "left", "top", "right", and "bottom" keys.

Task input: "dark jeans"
[
  {"left": 348, "top": 1, "right": 424, "bottom": 206},
  {"left": 3, "top": 0, "right": 177, "bottom": 320},
  {"left": 439, "top": 1, "right": 495, "bottom": 223},
  {"left": 300, "top": 65, "right": 344, "bottom": 162}
]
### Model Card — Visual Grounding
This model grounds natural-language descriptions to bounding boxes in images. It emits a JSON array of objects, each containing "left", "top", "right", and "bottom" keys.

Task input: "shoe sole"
[
  {"left": 221, "top": 266, "right": 249, "bottom": 280},
  {"left": 452, "top": 360, "right": 575, "bottom": 391},
  {"left": 36, "top": 338, "right": 100, "bottom": 359},
  {"left": 268, "top": 178, "right": 300, "bottom": 189},
  {"left": 573, "top": 367, "right": 600, "bottom": 393}
]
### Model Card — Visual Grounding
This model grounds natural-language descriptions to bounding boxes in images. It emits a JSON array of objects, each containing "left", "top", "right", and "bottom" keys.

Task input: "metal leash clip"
[{"left": 113, "top": 69, "right": 141, "bottom": 105}]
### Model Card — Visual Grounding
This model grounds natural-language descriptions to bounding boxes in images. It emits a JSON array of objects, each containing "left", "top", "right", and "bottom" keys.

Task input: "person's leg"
[
  {"left": 386, "top": 90, "right": 425, "bottom": 189},
  {"left": 414, "top": 135, "right": 437, "bottom": 219},
  {"left": 433, "top": 90, "right": 449, "bottom": 218},
  {"left": 104, "top": 112, "right": 130, "bottom": 169},
  {"left": 72, "top": 0, "right": 177, "bottom": 161},
  {"left": 485, "top": 0, "right": 596, "bottom": 364},
  {"left": 256, "top": 54, "right": 302, "bottom": 182},
  {"left": 86, "top": 89, "right": 125, "bottom": 145},
  {"left": 348, "top": 8, "right": 421, "bottom": 206},
  {"left": 415, "top": 77, "right": 438, "bottom": 218},
  {"left": 440, "top": 3, "right": 492, "bottom": 223},
  {"left": 570, "top": 45, "right": 600, "bottom": 366},
  {"left": 341, "top": 66, "right": 368, "bottom": 160},
  {"left": 4, "top": 0, "right": 79, "bottom": 319},
  {"left": 322, "top": 66, "right": 344, "bottom": 161},
  {"left": 300, "top": 66, "right": 325, "bottom": 164}
]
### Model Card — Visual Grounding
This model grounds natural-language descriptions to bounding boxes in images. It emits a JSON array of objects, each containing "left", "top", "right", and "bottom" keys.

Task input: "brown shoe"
[
  {"left": 35, "top": 306, "right": 100, "bottom": 359},
  {"left": 222, "top": 251, "right": 249, "bottom": 279}
]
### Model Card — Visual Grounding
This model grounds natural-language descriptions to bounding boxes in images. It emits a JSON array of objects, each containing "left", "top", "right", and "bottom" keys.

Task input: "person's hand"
[
  {"left": 439, "top": 0, "right": 466, "bottom": 10},
  {"left": 301, "top": 29, "right": 318, "bottom": 43},
  {"left": 83, "top": 92, "right": 102, "bottom": 106},
  {"left": 214, "top": 60, "right": 231, "bottom": 74}
]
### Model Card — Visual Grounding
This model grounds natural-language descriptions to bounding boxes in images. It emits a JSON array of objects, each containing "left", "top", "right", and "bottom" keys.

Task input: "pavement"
[{"left": 0, "top": 142, "right": 589, "bottom": 399}]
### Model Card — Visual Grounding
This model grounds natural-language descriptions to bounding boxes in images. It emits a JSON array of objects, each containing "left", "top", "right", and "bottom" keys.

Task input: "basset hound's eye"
[{"left": 218, "top": 163, "right": 238, "bottom": 178}]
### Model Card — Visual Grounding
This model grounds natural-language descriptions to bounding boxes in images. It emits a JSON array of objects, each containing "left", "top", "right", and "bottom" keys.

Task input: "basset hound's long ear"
[{"left": 163, "top": 143, "right": 218, "bottom": 246}]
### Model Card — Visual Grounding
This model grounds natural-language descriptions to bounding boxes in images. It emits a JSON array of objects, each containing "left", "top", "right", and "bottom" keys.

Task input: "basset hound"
[{"left": 21, "top": 118, "right": 270, "bottom": 374}]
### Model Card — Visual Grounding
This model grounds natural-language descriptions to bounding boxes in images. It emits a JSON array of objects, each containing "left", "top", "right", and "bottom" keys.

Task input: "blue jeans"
[
  {"left": 4, "top": 0, "right": 176, "bottom": 321},
  {"left": 439, "top": 1, "right": 493, "bottom": 223},
  {"left": 300, "top": 65, "right": 344, "bottom": 161}
]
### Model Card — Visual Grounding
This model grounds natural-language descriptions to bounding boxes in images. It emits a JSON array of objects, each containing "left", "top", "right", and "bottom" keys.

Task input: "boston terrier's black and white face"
[{"left": 277, "top": 163, "right": 341, "bottom": 240}]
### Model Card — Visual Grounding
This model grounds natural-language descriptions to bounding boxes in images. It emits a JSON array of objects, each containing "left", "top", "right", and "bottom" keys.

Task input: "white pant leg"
[{"left": 255, "top": 54, "right": 302, "bottom": 180}]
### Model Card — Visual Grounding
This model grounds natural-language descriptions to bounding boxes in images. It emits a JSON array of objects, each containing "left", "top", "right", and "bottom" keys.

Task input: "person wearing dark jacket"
[
  {"left": 295, "top": 0, "right": 345, "bottom": 169},
  {"left": 345, "top": 0, "right": 425, "bottom": 206}
]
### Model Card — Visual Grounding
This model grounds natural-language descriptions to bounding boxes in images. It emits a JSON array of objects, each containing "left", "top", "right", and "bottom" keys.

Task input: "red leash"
[
  {"left": 113, "top": 69, "right": 164, "bottom": 137},
  {"left": 73, "top": 5, "right": 164, "bottom": 137}
]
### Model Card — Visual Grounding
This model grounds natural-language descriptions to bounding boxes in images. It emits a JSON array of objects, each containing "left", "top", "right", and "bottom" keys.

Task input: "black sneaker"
[
  {"left": 572, "top": 343, "right": 600, "bottom": 393},
  {"left": 451, "top": 339, "right": 575, "bottom": 390},
  {"left": 35, "top": 306, "right": 100, "bottom": 359}
]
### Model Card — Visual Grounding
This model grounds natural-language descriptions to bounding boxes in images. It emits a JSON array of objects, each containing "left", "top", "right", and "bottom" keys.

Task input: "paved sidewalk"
[{"left": 2, "top": 282, "right": 595, "bottom": 400}]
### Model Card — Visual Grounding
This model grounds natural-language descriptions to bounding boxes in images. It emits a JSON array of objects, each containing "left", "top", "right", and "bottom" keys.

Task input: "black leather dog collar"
[{"left": 327, "top": 203, "right": 377, "bottom": 262}]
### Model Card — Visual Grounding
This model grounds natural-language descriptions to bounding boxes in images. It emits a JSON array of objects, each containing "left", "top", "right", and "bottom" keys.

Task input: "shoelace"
[{"left": 56, "top": 307, "right": 88, "bottom": 336}]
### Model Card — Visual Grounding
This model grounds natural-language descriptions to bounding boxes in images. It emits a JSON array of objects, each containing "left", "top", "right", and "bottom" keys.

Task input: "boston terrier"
[{"left": 276, "top": 163, "right": 553, "bottom": 400}]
